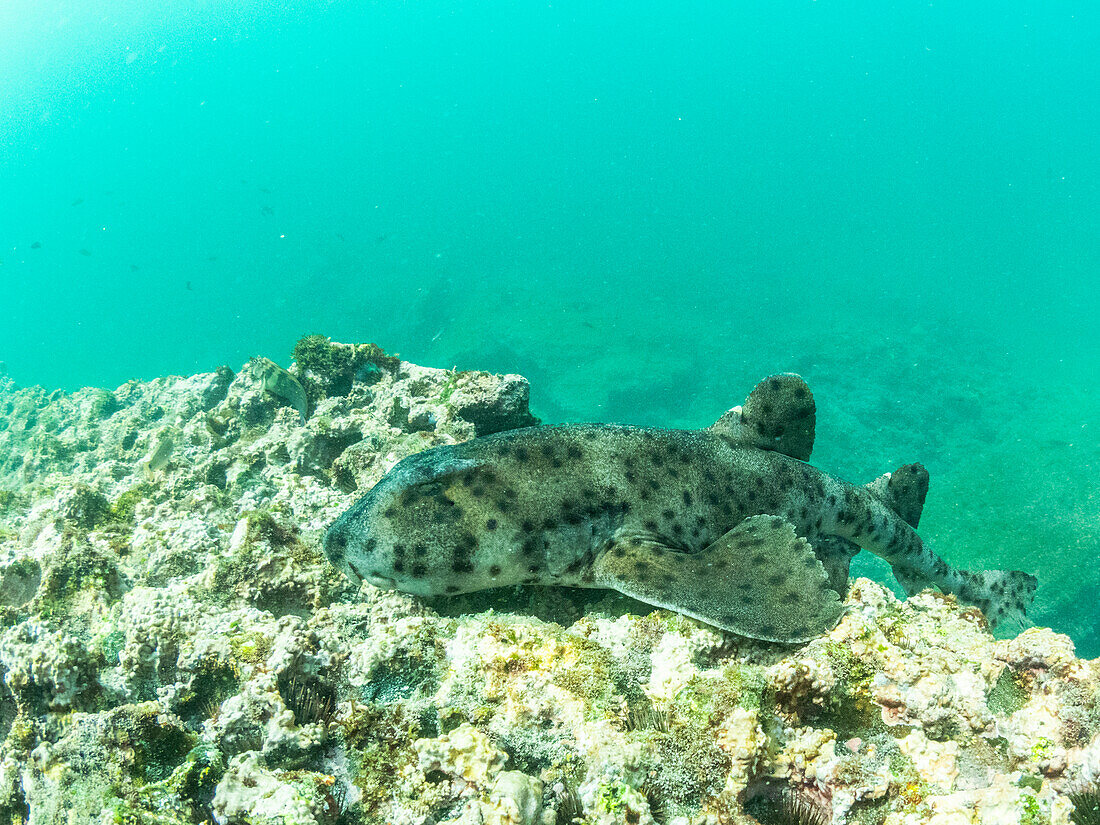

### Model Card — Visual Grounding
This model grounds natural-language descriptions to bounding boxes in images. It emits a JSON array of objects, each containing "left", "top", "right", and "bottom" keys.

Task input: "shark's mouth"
[{"left": 364, "top": 571, "right": 397, "bottom": 590}]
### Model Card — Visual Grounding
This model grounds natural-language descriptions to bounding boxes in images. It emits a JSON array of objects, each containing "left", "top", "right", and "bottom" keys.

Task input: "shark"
[{"left": 323, "top": 374, "right": 1037, "bottom": 642}]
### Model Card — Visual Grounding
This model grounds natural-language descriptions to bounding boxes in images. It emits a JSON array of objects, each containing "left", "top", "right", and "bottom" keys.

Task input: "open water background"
[{"left": 1, "top": 1, "right": 1097, "bottom": 652}]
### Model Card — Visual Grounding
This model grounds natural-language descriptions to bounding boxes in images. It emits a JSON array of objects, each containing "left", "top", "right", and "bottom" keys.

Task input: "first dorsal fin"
[
  {"left": 865, "top": 463, "right": 929, "bottom": 528},
  {"left": 710, "top": 373, "right": 816, "bottom": 461}
]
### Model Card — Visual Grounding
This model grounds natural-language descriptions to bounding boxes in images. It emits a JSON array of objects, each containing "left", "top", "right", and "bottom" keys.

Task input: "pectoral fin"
[{"left": 593, "top": 515, "right": 844, "bottom": 643}]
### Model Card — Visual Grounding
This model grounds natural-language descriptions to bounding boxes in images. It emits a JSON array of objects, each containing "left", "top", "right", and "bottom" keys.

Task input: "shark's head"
[{"left": 322, "top": 445, "right": 488, "bottom": 597}]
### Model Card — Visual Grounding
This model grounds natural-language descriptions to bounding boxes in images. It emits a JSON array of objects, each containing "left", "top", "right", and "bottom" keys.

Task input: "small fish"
[
  {"left": 185, "top": 281, "right": 193, "bottom": 291},
  {"left": 260, "top": 206, "right": 274, "bottom": 217},
  {"left": 79, "top": 248, "right": 92, "bottom": 257},
  {"left": 30, "top": 241, "right": 41, "bottom": 249},
  {"left": 250, "top": 356, "right": 308, "bottom": 424},
  {"left": 141, "top": 427, "right": 178, "bottom": 480},
  {"left": 71, "top": 197, "right": 84, "bottom": 206},
  {"left": 325, "top": 374, "right": 1037, "bottom": 643}
]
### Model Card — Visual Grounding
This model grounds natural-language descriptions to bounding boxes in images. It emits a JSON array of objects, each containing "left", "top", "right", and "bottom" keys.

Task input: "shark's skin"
[{"left": 324, "top": 375, "right": 1037, "bottom": 642}]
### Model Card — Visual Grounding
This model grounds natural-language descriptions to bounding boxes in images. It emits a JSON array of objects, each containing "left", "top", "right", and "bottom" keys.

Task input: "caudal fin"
[{"left": 954, "top": 568, "right": 1038, "bottom": 628}]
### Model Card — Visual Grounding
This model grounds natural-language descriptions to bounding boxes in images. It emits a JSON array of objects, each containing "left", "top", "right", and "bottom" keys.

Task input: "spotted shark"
[{"left": 323, "top": 374, "right": 1037, "bottom": 642}]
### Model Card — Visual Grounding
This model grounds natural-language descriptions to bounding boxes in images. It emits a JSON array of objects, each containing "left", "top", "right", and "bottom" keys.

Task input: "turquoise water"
[{"left": 1, "top": 2, "right": 1097, "bottom": 651}]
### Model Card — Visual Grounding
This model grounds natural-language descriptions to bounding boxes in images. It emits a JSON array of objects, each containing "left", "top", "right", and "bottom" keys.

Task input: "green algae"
[
  {"left": 1019, "top": 790, "right": 1051, "bottom": 825},
  {"left": 810, "top": 641, "right": 885, "bottom": 739},
  {"left": 0, "top": 489, "right": 26, "bottom": 513},
  {"left": 714, "top": 661, "right": 769, "bottom": 713},
  {"left": 177, "top": 662, "right": 241, "bottom": 726},
  {"left": 243, "top": 507, "right": 296, "bottom": 546},
  {"left": 98, "top": 629, "right": 126, "bottom": 667},
  {"left": 551, "top": 637, "right": 617, "bottom": 713},
  {"left": 988, "top": 667, "right": 1031, "bottom": 716},
  {"left": 171, "top": 744, "right": 225, "bottom": 819},
  {"left": 292, "top": 334, "right": 400, "bottom": 401},
  {"left": 1030, "top": 736, "right": 1056, "bottom": 762},
  {"left": 106, "top": 743, "right": 223, "bottom": 825},
  {"left": 359, "top": 655, "right": 440, "bottom": 705},
  {"left": 626, "top": 673, "right": 734, "bottom": 813},
  {"left": 128, "top": 714, "right": 195, "bottom": 784},
  {"left": 293, "top": 334, "right": 353, "bottom": 379},
  {"left": 85, "top": 389, "right": 120, "bottom": 421},
  {"left": 33, "top": 530, "right": 124, "bottom": 620},
  {"left": 109, "top": 484, "right": 152, "bottom": 524},
  {"left": 0, "top": 557, "right": 41, "bottom": 607},
  {"left": 1017, "top": 773, "right": 1044, "bottom": 792},
  {"left": 597, "top": 779, "right": 632, "bottom": 817},
  {"left": 228, "top": 630, "right": 273, "bottom": 665},
  {"left": 60, "top": 485, "right": 112, "bottom": 529},
  {"left": 207, "top": 510, "right": 347, "bottom": 615},
  {"left": 342, "top": 703, "right": 428, "bottom": 823}
]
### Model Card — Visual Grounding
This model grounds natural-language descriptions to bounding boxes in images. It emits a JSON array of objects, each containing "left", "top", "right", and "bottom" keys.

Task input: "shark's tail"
[
  {"left": 953, "top": 568, "right": 1038, "bottom": 628},
  {"left": 868, "top": 463, "right": 1037, "bottom": 629},
  {"left": 893, "top": 561, "right": 1038, "bottom": 628}
]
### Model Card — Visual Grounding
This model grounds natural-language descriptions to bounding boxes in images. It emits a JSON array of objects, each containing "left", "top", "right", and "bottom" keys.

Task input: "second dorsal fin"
[
  {"left": 865, "top": 463, "right": 929, "bottom": 528},
  {"left": 710, "top": 373, "right": 816, "bottom": 461}
]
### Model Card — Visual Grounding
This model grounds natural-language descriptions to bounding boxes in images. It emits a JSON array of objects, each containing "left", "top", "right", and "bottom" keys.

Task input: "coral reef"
[{"left": 0, "top": 338, "right": 1096, "bottom": 824}]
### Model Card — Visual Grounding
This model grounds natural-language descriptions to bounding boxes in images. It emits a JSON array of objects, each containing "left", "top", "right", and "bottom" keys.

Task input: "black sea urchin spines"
[
  {"left": 552, "top": 781, "right": 583, "bottom": 825},
  {"left": 1070, "top": 784, "right": 1100, "bottom": 825},
  {"left": 278, "top": 671, "right": 337, "bottom": 728},
  {"left": 746, "top": 787, "right": 831, "bottom": 825}
]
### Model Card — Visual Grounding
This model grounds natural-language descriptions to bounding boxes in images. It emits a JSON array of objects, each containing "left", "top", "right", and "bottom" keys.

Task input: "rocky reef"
[{"left": 0, "top": 339, "right": 1096, "bottom": 825}]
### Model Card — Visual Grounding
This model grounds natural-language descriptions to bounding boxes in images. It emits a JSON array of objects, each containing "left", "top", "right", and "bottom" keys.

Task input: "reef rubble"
[{"left": 0, "top": 339, "right": 1095, "bottom": 825}]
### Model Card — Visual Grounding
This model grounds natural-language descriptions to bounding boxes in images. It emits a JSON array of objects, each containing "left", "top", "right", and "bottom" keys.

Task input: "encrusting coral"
[{"left": 0, "top": 337, "right": 1096, "bottom": 825}]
